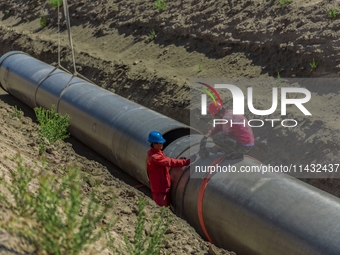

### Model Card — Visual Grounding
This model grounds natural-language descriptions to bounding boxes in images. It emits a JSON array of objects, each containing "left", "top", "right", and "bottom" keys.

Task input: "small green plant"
[
  {"left": 198, "top": 62, "right": 203, "bottom": 72},
  {"left": 154, "top": 0, "right": 166, "bottom": 11},
  {"left": 149, "top": 29, "right": 156, "bottom": 41},
  {"left": 34, "top": 105, "right": 70, "bottom": 145},
  {"left": 328, "top": 8, "right": 338, "bottom": 20},
  {"left": 12, "top": 105, "right": 23, "bottom": 119},
  {"left": 277, "top": 72, "right": 281, "bottom": 83},
  {"left": 39, "top": 16, "right": 49, "bottom": 28},
  {"left": 280, "top": 0, "right": 292, "bottom": 8},
  {"left": 0, "top": 155, "right": 35, "bottom": 217},
  {"left": 34, "top": 105, "right": 70, "bottom": 154},
  {"left": 0, "top": 154, "right": 114, "bottom": 255},
  {"left": 48, "top": 0, "right": 63, "bottom": 8},
  {"left": 4, "top": 9, "right": 11, "bottom": 14},
  {"left": 310, "top": 58, "right": 318, "bottom": 69},
  {"left": 121, "top": 198, "right": 173, "bottom": 255},
  {"left": 105, "top": 222, "right": 117, "bottom": 253}
]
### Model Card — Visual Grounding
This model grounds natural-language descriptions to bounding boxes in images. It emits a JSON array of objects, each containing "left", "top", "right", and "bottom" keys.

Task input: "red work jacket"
[
  {"left": 209, "top": 109, "right": 254, "bottom": 146},
  {"left": 146, "top": 148, "right": 190, "bottom": 193}
]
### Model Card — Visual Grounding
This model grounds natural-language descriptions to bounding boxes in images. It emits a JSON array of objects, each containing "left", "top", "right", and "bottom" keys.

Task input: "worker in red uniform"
[
  {"left": 199, "top": 101, "right": 254, "bottom": 159},
  {"left": 146, "top": 131, "right": 195, "bottom": 207}
]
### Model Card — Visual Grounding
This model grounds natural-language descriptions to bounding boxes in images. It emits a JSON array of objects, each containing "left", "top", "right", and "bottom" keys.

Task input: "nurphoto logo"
[{"left": 198, "top": 82, "right": 312, "bottom": 128}]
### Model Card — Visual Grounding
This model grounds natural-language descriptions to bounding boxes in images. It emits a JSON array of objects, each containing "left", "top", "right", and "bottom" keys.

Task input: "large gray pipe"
[{"left": 1, "top": 51, "right": 340, "bottom": 255}]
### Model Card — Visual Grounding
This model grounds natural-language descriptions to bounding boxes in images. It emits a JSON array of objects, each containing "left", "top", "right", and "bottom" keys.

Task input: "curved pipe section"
[
  {"left": 0, "top": 51, "right": 200, "bottom": 185},
  {"left": 1, "top": 51, "right": 340, "bottom": 255}
]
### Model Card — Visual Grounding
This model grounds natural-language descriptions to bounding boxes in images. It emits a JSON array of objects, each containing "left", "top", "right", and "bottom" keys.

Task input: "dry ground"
[{"left": 1, "top": 0, "right": 340, "bottom": 254}]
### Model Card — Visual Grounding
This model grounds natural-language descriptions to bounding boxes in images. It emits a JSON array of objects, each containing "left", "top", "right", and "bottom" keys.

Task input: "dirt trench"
[
  {"left": 1, "top": 21, "right": 339, "bottom": 197},
  {"left": 1, "top": 0, "right": 340, "bottom": 254}
]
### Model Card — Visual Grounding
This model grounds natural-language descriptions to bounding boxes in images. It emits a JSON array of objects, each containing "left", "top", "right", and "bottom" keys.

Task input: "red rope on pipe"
[{"left": 197, "top": 154, "right": 227, "bottom": 244}]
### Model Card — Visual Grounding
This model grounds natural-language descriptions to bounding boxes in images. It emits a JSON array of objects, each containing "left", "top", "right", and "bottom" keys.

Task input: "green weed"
[
  {"left": 310, "top": 58, "right": 318, "bottom": 69},
  {"left": 105, "top": 221, "right": 118, "bottom": 254},
  {"left": 34, "top": 105, "right": 70, "bottom": 145},
  {"left": 154, "top": 0, "right": 166, "bottom": 11},
  {"left": 123, "top": 198, "right": 173, "bottom": 255},
  {"left": 198, "top": 62, "right": 203, "bottom": 72},
  {"left": 149, "top": 29, "right": 156, "bottom": 41},
  {"left": 34, "top": 105, "right": 70, "bottom": 154},
  {"left": 48, "top": 0, "right": 63, "bottom": 8},
  {"left": 328, "top": 8, "right": 338, "bottom": 20},
  {"left": 4, "top": 9, "right": 11, "bottom": 14},
  {"left": 280, "top": 0, "right": 292, "bottom": 8},
  {"left": 0, "top": 155, "right": 35, "bottom": 217},
  {"left": 0, "top": 154, "right": 114, "bottom": 255},
  {"left": 277, "top": 72, "right": 281, "bottom": 84},
  {"left": 12, "top": 105, "right": 23, "bottom": 119},
  {"left": 39, "top": 16, "right": 49, "bottom": 28}
]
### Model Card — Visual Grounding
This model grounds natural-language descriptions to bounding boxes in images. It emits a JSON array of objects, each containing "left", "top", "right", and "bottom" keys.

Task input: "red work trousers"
[{"left": 152, "top": 192, "right": 171, "bottom": 207}]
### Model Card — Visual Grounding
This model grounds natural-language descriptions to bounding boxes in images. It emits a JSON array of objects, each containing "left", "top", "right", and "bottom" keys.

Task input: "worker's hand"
[
  {"left": 189, "top": 154, "right": 197, "bottom": 162},
  {"left": 200, "top": 136, "right": 208, "bottom": 150},
  {"left": 198, "top": 148, "right": 210, "bottom": 159}
]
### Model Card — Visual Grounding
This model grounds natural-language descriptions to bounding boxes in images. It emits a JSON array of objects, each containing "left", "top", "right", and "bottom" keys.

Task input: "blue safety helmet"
[{"left": 148, "top": 131, "right": 166, "bottom": 144}]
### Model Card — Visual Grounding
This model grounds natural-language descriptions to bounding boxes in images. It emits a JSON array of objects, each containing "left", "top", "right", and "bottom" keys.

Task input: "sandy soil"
[{"left": 1, "top": 0, "right": 340, "bottom": 254}]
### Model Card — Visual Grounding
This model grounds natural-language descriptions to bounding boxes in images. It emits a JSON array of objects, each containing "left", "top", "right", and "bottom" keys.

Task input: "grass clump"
[
  {"left": 0, "top": 155, "right": 35, "bottom": 217},
  {"left": 149, "top": 29, "right": 156, "bottom": 41},
  {"left": 122, "top": 198, "right": 172, "bottom": 255},
  {"left": 198, "top": 62, "right": 203, "bottom": 73},
  {"left": 12, "top": 105, "right": 23, "bottom": 119},
  {"left": 277, "top": 72, "right": 282, "bottom": 84},
  {"left": 34, "top": 105, "right": 70, "bottom": 154},
  {"left": 310, "top": 58, "right": 318, "bottom": 69},
  {"left": 328, "top": 8, "right": 338, "bottom": 20},
  {"left": 39, "top": 16, "right": 49, "bottom": 28},
  {"left": 0, "top": 154, "right": 114, "bottom": 255},
  {"left": 280, "top": 0, "right": 292, "bottom": 8},
  {"left": 154, "top": 0, "right": 166, "bottom": 11},
  {"left": 48, "top": 0, "right": 63, "bottom": 8}
]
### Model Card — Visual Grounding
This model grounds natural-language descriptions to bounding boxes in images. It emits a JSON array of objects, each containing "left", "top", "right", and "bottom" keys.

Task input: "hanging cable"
[
  {"left": 57, "top": 0, "right": 94, "bottom": 84},
  {"left": 62, "top": 0, "right": 77, "bottom": 75},
  {"left": 56, "top": 0, "right": 71, "bottom": 74},
  {"left": 50, "top": 1, "right": 69, "bottom": 75},
  {"left": 57, "top": 2, "right": 61, "bottom": 68}
]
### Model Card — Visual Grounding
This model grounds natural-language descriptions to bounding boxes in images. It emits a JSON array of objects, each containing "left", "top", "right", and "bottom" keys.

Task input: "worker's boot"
[
  {"left": 227, "top": 153, "right": 244, "bottom": 160},
  {"left": 210, "top": 145, "right": 223, "bottom": 154},
  {"left": 222, "top": 152, "right": 244, "bottom": 160},
  {"left": 213, "top": 142, "right": 243, "bottom": 160}
]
